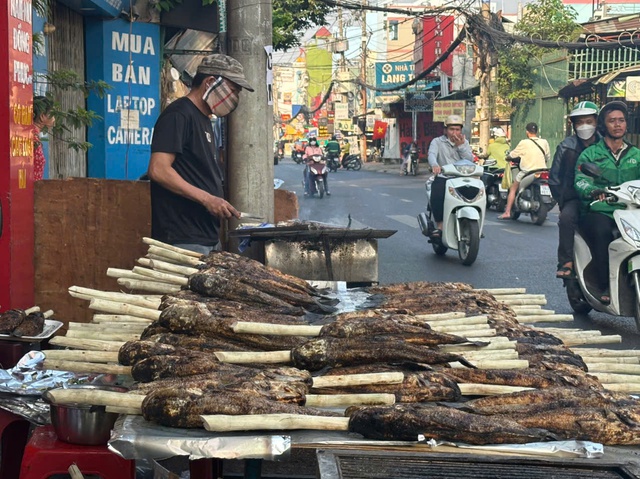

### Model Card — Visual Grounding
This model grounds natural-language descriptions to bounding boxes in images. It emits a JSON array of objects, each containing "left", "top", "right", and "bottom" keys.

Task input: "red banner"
[{"left": 372, "top": 120, "right": 388, "bottom": 140}]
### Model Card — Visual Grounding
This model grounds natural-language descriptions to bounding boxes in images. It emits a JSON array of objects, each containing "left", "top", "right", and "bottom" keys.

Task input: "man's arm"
[
  {"left": 427, "top": 139, "right": 441, "bottom": 174},
  {"left": 548, "top": 143, "right": 564, "bottom": 200},
  {"left": 148, "top": 152, "right": 239, "bottom": 219},
  {"left": 574, "top": 148, "right": 597, "bottom": 201}
]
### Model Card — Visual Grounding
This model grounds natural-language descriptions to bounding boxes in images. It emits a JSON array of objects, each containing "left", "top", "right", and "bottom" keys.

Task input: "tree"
[{"left": 497, "top": 0, "right": 580, "bottom": 104}]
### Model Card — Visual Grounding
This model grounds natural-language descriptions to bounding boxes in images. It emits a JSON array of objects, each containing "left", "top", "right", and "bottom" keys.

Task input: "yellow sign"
[
  {"left": 18, "top": 169, "right": 26, "bottom": 189},
  {"left": 433, "top": 100, "right": 466, "bottom": 122},
  {"left": 335, "top": 120, "right": 353, "bottom": 132}
]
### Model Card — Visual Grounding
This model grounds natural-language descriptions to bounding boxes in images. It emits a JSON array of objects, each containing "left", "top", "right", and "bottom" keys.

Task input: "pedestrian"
[
  {"left": 147, "top": 54, "right": 254, "bottom": 255},
  {"left": 427, "top": 115, "right": 474, "bottom": 237},
  {"left": 498, "top": 122, "right": 550, "bottom": 220},
  {"left": 33, "top": 95, "right": 55, "bottom": 181},
  {"left": 574, "top": 101, "right": 640, "bottom": 304},
  {"left": 549, "top": 101, "right": 600, "bottom": 279}
]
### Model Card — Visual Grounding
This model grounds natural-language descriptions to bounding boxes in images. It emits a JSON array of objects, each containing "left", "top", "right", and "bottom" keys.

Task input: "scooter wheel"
[{"left": 565, "top": 279, "right": 592, "bottom": 314}]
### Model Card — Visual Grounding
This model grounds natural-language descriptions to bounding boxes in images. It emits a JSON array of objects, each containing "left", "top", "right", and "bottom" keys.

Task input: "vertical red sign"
[
  {"left": 0, "top": 0, "right": 34, "bottom": 309},
  {"left": 421, "top": 15, "right": 455, "bottom": 77}
]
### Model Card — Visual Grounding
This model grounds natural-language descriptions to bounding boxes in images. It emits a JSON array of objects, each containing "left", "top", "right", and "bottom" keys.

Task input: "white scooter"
[
  {"left": 417, "top": 159, "right": 486, "bottom": 266},
  {"left": 564, "top": 163, "right": 640, "bottom": 330}
]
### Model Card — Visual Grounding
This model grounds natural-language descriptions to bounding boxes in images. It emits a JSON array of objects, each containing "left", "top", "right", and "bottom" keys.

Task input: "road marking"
[
  {"left": 400, "top": 199, "right": 412, "bottom": 203},
  {"left": 387, "top": 215, "right": 419, "bottom": 228},
  {"left": 364, "top": 188, "right": 372, "bottom": 191},
  {"left": 349, "top": 184, "right": 359, "bottom": 187},
  {"left": 380, "top": 193, "right": 391, "bottom": 197},
  {"left": 501, "top": 228, "right": 523, "bottom": 235}
]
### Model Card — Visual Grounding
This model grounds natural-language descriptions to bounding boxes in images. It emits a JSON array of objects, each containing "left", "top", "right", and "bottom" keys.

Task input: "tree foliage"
[
  {"left": 273, "top": 0, "right": 331, "bottom": 51},
  {"left": 497, "top": 0, "right": 581, "bottom": 103}
]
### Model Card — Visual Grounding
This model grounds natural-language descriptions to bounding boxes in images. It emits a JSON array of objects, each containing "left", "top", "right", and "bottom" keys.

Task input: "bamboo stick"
[
  {"left": 426, "top": 316, "right": 489, "bottom": 327},
  {"left": 305, "top": 393, "right": 395, "bottom": 407},
  {"left": 65, "top": 330, "right": 140, "bottom": 342},
  {"left": 202, "top": 414, "right": 350, "bottom": 432},
  {"left": 571, "top": 348, "right": 640, "bottom": 357},
  {"left": 585, "top": 363, "right": 640, "bottom": 375},
  {"left": 511, "top": 305, "right": 543, "bottom": 311},
  {"left": 475, "top": 288, "right": 527, "bottom": 295},
  {"left": 44, "top": 360, "right": 132, "bottom": 375},
  {"left": 105, "top": 406, "right": 141, "bottom": 415},
  {"left": 45, "top": 349, "right": 120, "bottom": 363},
  {"left": 140, "top": 257, "right": 199, "bottom": 276},
  {"left": 513, "top": 309, "right": 552, "bottom": 315},
  {"left": 143, "top": 237, "right": 203, "bottom": 258},
  {"left": 132, "top": 266, "right": 189, "bottom": 286},
  {"left": 453, "top": 329, "right": 496, "bottom": 338},
  {"left": 603, "top": 383, "right": 640, "bottom": 393},
  {"left": 147, "top": 246, "right": 204, "bottom": 266},
  {"left": 430, "top": 324, "right": 492, "bottom": 333},
  {"left": 24, "top": 306, "right": 40, "bottom": 314},
  {"left": 46, "top": 389, "right": 143, "bottom": 408},
  {"left": 117, "top": 278, "right": 182, "bottom": 294},
  {"left": 49, "top": 337, "right": 124, "bottom": 351},
  {"left": 232, "top": 322, "right": 322, "bottom": 336},
  {"left": 562, "top": 335, "right": 622, "bottom": 346},
  {"left": 458, "top": 384, "right": 534, "bottom": 395},
  {"left": 214, "top": 350, "right": 292, "bottom": 364},
  {"left": 450, "top": 359, "right": 529, "bottom": 370},
  {"left": 68, "top": 286, "right": 161, "bottom": 309},
  {"left": 500, "top": 298, "right": 547, "bottom": 306},
  {"left": 146, "top": 253, "right": 185, "bottom": 266},
  {"left": 43, "top": 310, "right": 54, "bottom": 319},
  {"left": 92, "top": 314, "right": 153, "bottom": 324},
  {"left": 311, "top": 372, "right": 404, "bottom": 388},
  {"left": 578, "top": 356, "right": 638, "bottom": 364},
  {"left": 517, "top": 315, "right": 574, "bottom": 323},
  {"left": 106, "top": 268, "right": 154, "bottom": 283},
  {"left": 68, "top": 322, "right": 146, "bottom": 332},
  {"left": 88, "top": 299, "right": 161, "bottom": 320},
  {"left": 441, "top": 339, "right": 517, "bottom": 353},
  {"left": 591, "top": 372, "right": 640, "bottom": 384},
  {"left": 461, "top": 350, "right": 519, "bottom": 361}
]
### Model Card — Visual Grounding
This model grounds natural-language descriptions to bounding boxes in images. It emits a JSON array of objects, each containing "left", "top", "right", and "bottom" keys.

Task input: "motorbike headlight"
[
  {"left": 621, "top": 218, "right": 640, "bottom": 244},
  {"left": 454, "top": 164, "right": 478, "bottom": 175}
]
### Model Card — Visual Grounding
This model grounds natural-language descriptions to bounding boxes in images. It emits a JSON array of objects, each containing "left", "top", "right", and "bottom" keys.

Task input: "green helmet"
[{"left": 569, "top": 101, "right": 599, "bottom": 118}]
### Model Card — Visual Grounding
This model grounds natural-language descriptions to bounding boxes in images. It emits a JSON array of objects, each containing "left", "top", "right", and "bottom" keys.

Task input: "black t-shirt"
[{"left": 150, "top": 97, "right": 224, "bottom": 246}]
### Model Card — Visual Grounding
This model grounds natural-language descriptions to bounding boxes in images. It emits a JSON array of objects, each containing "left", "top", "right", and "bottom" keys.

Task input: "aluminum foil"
[{"left": 109, "top": 415, "right": 291, "bottom": 461}]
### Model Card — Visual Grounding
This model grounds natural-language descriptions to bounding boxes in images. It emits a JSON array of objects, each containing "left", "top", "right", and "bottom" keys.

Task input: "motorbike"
[
  {"left": 480, "top": 159, "right": 506, "bottom": 211},
  {"left": 564, "top": 163, "right": 640, "bottom": 331},
  {"left": 274, "top": 148, "right": 284, "bottom": 165},
  {"left": 402, "top": 146, "right": 419, "bottom": 176},
  {"left": 502, "top": 157, "right": 556, "bottom": 225},
  {"left": 326, "top": 152, "right": 341, "bottom": 172},
  {"left": 293, "top": 150, "right": 305, "bottom": 164},
  {"left": 417, "top": 159, "right": 486, "bottom": 266},
  {"left": 305, "top": 155, "right": 329, "bottom": 199},
  {"left": 342, "top": 153, "right": 362, "bottom": 171}
]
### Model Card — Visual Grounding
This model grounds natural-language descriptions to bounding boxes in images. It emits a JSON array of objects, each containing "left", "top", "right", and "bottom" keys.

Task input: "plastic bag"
[{"left": 501, "top": 165, "right": 512, "bottom": 190}]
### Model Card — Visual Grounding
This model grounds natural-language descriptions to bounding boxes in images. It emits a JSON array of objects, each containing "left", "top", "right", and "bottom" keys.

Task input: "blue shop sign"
[
  {"left": 375, "top": 61, "right": 427, "bottom": 96},
  {"left": 86, "top": 19, "right": 160, "bottom": 179}
]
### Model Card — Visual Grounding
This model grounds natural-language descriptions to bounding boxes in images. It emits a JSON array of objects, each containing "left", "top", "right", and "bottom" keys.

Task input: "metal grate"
[{"left": 317, "top": 450, "right": 636, "bottom": 479}]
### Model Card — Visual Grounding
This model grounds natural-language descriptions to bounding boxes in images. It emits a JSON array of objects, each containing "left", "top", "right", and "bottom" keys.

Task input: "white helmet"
[
  {"left": 444, "top": 114, "right": 464, "bottom": 127},
  {"left": 492, "top": 127, "right": 506, "bottom": 137}
]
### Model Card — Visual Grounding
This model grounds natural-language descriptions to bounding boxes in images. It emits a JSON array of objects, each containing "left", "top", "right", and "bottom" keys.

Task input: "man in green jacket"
[{"left": 574, "top": 101, "right": 640, "bottom": 304}]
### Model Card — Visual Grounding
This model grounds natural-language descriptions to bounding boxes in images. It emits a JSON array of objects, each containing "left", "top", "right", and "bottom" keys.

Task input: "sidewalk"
[{"left": 361, "top": 159, "right": 430, "bottom": 176}]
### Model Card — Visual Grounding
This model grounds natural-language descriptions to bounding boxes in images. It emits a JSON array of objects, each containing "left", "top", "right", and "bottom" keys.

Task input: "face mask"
[
  {"left": 202, "top": 77, "right": 240, "bottom": 117},
  {"left": 575, "top": 124, "right": 596, "bottom": 140},
  {"left": 310, "top": 141, "right": 317, "bottom": 146}
]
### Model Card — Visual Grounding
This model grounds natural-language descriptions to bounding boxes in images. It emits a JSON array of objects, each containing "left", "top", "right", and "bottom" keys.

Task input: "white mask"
[{"left": 575, "top": 124, "right": 596, "bottom": 140}]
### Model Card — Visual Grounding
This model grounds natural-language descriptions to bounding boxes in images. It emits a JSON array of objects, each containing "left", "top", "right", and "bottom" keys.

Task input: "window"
[{"left": 389, "top": 20, "right": 399, "bottom": 41}]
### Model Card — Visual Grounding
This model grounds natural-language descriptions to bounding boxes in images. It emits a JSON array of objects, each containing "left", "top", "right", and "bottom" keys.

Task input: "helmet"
[
  {"left": 444, "top": 114, "right": 464, "bottom": 127},
  {"left": 569, "top": 101, "right": 599, "bottom": 119},
  {"left": 492, "top": 127, "right": 506, "bottom": 137},
  {"left": 597, "top": 101, "right": 628, "bottom": 135}
]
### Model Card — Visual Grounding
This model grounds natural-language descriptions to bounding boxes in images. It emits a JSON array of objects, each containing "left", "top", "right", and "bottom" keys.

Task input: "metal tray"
[{"left": 0, "top": 320, "right": 64, "bottom": 342}]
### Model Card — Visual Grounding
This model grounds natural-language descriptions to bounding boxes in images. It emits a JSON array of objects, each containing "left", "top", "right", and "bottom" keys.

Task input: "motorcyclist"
[
  {"left": 498, "top": 122, "right": 550, "bottom": 220},
  {"left": 549, "top": 101, "right": 600, "bottom": 279},
  {"left": 485, "top": 128, "right": 509, "bottom": 169},
  {"left": 575, "top": 101, "right": 640, "bottom": 304},
  {"left": 341, "top": 139, "right": 351, "bottom": 166},
  {"left": 401, "top": 141, "right": 418, "bottom": 175},
  {"left": 303, "top": 137, "right": 330, "bottom": 196},
  {"left": 427, "top": 115, "right": 474, "bottom": 237}
]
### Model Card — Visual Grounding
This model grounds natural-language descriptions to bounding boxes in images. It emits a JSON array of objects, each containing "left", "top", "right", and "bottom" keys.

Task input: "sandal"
[
  {"left": 556, "top": 264, "right": 574, "bottom": 278},
  {"left": 497, "top": 213, "right": 512, "bottom": 220},
  {"left": 600, "top": 292, "right": 611, "bottom": 305},
  {"left": 430, "top": 229, "right": 442, "bottom": 239}
]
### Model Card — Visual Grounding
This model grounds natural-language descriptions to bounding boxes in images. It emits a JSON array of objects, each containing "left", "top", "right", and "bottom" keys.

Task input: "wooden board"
[{"left": 34, "top": 179, "right": 151, "bottom": 328}]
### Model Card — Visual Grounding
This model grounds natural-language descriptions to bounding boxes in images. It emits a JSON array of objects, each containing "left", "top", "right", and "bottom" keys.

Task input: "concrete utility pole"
[
  {"left": 478, "top": 3, "right": 492, "bottom": 152},
  {"left": 227, "top": 0, "right": 274, "bottom": 227},
  {"left": 360, "top": 2, "right": 368, "bottom": 159}
]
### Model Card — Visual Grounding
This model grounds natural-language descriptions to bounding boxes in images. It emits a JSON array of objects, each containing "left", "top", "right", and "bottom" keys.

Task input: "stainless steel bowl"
[{"left": 44, "top": 384, "right": 128, "bottom": 446}]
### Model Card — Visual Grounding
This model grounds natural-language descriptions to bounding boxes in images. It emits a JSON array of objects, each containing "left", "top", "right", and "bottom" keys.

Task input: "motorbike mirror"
[{"left": 580, "top": 163, "right": 603, "bottom": 179}]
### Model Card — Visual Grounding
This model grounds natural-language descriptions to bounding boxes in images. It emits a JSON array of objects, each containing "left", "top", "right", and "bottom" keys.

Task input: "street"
[{"left": 275, "top": 158, "right": 640, "bottom": 349}]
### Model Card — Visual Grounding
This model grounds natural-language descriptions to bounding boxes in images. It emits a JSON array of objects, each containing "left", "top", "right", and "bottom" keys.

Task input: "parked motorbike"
[
  {"left": 480, "top": 159, "right": 506, "bottom": 211},
  {"left": 293, "top": 150, "right": 305, "bottom": 164},
  {"left": 305, "top": 155, "right": 329, "bottom": 199},
  {"left": 417, "top": 159, "right": 486, "bottom": 266},
  {"left": 326, "top": 152, "right": 341, "bottom": 172},
  {"left": 402, "top": 146, "right": 419, "bottom": 176},
  {"left": 502, "top": 157, "right": 556, "bottom": 225},
  {"left": 342, "top": 154, "right": 362, "bottom": 171},
  {"left": 564, "top": 163, "right": 640, "bottom": 330}
]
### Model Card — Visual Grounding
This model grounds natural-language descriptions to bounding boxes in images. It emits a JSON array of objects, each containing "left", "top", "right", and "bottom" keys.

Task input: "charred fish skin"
[
  {"left": 0, "top": 309, "right": 26, "bottom": 334},
  {"left": 12, "top": 312, "right": 45, "bottom": 337},
  {"left": 347, "top": 404, "right": 557, "bottom": 444},
  {"left": 131, "top": 354, "right": 244, "bottom": 382},
  {"left": 141, "top": 386, "right": 339, "bottom": 428}
]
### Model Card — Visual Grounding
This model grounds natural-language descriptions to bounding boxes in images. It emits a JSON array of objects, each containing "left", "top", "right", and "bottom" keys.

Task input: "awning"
[
  {"left": 165, "top": 29, "right": 217, "bottom": 79},
  {"left": 438, "top": 85, "right": 480, "bottom": 100},
  {"left": 559, "top": 64, "right": 640, "bottom": 97}
]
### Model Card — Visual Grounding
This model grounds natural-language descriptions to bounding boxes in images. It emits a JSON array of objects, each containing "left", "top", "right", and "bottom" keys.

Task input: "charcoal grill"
[
  {"left": 230, "top": 224, "right": 396, "bottom": 284},
  {"left": 316, "top": 449, "right": 640, "bottom": 479}
]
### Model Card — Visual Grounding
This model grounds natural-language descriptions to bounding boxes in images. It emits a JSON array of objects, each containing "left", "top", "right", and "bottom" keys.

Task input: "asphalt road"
[{"left": 275, "top": 158, "right": 640, "bottom": 348}]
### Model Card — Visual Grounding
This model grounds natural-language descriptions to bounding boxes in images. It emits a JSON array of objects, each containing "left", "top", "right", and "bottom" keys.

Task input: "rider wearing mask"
[
  {"left": 427, "top": 115, "right": 474, "bottom": 237},
  {"left": 498, "top": 122, "right": 550, "bottom": 220},
  {"left": 303, "top": 137, "right": 330, "bottom": 196},
  {"left": 549, "top": 101, "right": 600, "bottom": 279},
  {"left": 574, "top": 101, "right": 640, "bottom": 304},
  {"left": 325, "top": 135, "right": 341, "bottom": 160}
]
